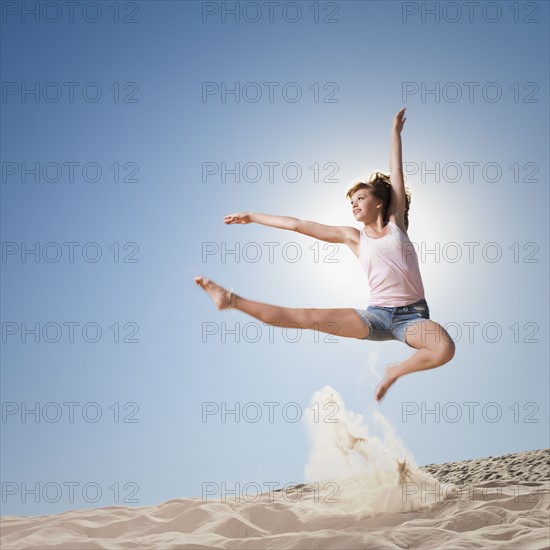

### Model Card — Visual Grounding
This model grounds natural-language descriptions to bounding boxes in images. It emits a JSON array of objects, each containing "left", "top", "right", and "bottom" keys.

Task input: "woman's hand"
[
  {"left": 224, "top": 212, "right": 253, "bottom": 224},
  {"left": 392, "top": 107, "right": 407, "bottom": 133}
]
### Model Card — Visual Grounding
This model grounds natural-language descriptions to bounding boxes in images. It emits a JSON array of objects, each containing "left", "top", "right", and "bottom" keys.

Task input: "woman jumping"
[{"left": 195, "top": 108, "right": 456, "bottom": 401}]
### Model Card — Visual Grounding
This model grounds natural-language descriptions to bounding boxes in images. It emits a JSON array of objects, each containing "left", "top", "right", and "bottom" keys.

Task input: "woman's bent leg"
[{"left": 375, "top": 320, "right": 455, "bottom": 401}]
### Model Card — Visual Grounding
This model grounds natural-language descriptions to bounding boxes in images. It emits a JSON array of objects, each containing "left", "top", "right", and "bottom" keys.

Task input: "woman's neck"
[{"left": 363, "top": 219, "right": 389, "bottom": 234}]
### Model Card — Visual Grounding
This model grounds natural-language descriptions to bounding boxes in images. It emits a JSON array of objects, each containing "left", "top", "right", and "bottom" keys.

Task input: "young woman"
[{"left": 195, "top": 108, "right": 456, "bottom": 401}]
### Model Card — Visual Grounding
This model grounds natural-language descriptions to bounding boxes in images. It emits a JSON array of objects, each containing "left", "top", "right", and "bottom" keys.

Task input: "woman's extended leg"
[
  {"left": 375, "top": 320, "right": 456, "bottom": 401},
  {"left": 195, "top": 276, "right": 370, "bottom": 340}
]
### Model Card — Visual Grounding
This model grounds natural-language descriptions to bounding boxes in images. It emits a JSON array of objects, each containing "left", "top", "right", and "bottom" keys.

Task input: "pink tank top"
[{"left": 358, "top": 221, "right": 425, "bottom": 307}]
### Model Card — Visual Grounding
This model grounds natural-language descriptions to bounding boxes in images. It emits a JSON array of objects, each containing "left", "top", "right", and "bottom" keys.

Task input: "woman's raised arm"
[{"left": 387, "top": 108, "right": 408, "bottom": 232}]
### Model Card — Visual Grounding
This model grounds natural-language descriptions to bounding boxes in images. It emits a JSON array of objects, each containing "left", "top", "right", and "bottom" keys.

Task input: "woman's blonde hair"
[{"left": 345, "top": 171, "right": 412, "bottom": 230}]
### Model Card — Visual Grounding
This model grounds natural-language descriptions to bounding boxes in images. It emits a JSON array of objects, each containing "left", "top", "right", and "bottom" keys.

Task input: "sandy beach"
[{"left": 2, "top": 448, "right": 548, "bottom": 550}]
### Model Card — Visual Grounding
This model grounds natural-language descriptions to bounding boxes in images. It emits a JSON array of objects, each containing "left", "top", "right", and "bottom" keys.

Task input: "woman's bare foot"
[
  {"left": 375, "top": 363, "right": 401, "bottom": 402},
  {"left": 194, "top": 276, "right": 234, "bottom": 310}
]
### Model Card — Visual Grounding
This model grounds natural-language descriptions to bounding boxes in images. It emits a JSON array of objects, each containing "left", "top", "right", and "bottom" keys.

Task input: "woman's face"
[{"left": 350, "top": 189, "right": 381, "bottom": 222}]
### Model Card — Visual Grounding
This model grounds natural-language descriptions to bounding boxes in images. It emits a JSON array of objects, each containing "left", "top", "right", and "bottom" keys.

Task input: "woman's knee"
[
  {"left": 430, "top": 324, "right": 456, "bottom": 361},
  {"left": 435, "top": 339, "right": 455, "bottom": 363}
]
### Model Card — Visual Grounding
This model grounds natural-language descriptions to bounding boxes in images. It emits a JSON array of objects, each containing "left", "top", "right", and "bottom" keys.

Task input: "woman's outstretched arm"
[
  {"left": 224, "top": 212, "right": 358, "bottom": 245},
  {"left": 387, "top": 107, "right": 408, "bottom": 232}
]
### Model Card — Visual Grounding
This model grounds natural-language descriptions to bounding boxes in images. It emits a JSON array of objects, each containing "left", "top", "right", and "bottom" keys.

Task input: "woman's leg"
[
  {"left": 375, "top": 320, "right": 456, "bottom": 401},
  {"left": 195, "top": 276, "right": 370, "bottom": 339}
]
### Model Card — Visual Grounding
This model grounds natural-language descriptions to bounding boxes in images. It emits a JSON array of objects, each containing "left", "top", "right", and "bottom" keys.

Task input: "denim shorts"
[{"left": 354, "top": 298, "right": 430, "bottom": 345}]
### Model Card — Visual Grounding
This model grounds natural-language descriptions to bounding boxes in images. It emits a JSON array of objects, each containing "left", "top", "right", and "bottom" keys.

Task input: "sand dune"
[{"left": 2, "top": 448, "right": 549, "bottom": 550}]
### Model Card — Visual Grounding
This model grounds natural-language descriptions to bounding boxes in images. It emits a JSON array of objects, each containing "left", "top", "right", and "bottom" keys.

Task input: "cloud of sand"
[{"left": 302, "top": 385, "right": 441, "bottom": 518}]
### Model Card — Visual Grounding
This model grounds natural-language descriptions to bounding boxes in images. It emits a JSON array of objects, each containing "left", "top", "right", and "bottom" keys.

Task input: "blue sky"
[{"left": 1, "top": 0, "right": 548, "bottom": 516}]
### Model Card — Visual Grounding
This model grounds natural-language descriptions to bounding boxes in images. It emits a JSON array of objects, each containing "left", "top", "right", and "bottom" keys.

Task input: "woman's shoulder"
[{"left": 342, "top": 225, "right": 362, "bottom": 241}]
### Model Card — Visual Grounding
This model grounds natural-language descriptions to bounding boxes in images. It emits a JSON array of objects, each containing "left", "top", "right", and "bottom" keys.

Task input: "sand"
[{"left": 2, "top": 448, "right": 549, "bottom": 550}]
